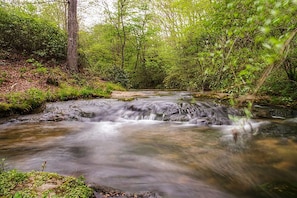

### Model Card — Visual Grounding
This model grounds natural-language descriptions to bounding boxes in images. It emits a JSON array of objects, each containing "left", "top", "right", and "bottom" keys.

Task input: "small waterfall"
[
  {"left": 90, "top": 100, "right": 242, "bottom": 125},
  {"left": 13, "top": 93, "right": 243, "bottom": 126}
]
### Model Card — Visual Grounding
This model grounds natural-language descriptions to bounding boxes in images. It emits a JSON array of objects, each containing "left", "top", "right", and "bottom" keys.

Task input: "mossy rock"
[{"left": 257, "top": 181, "right": 297, "bottom": 198}]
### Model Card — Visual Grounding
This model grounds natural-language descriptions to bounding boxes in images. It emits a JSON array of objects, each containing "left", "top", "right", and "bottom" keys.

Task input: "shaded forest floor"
[
  {"left": 0, "top": 57, "right": 57, "bottom": 95},
  {"left": 0, "top": 53, "right": 125, "bottom": 117},
  {"left": 0, "top": 52, "right": 107, "bottom": 96}
]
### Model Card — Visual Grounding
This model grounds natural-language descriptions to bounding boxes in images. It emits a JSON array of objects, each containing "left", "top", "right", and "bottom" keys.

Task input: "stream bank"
[{"left": 1, "top": 91, "right": 297, "bottom": 198}]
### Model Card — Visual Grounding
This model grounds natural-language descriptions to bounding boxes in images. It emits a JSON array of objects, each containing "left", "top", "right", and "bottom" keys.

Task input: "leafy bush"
[
  {"left": 102, "top": 66, "right": 130, "bottom": 88},
  {"left": 261, "top": 70, "right": 297, "bottom": 100},
  {"left": 0, "top": 5, "right": 66, "bottom": 60},
  {"left": 129, "top": 58, "right": 166, "bottom": 89},
  {"left": 0, "top": 170, "right": 28, "bottom": 196}
]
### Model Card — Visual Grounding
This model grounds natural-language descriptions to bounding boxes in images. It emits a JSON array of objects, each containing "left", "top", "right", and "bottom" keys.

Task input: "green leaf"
[
  {"left": 262, "top": 42, "right": 272, "bottom": 49},
  {"left": 13, "top": 192, "right": 22, "bottom": 198}
]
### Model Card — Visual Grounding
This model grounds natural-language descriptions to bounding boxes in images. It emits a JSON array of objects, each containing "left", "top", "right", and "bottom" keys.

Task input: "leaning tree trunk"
[{"left": 67, "top": 0, "right": 78, "bottom": 73}]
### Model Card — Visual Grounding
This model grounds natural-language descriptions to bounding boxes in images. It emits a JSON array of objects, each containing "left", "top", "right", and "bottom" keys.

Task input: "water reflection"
[{"left": 0, "top": 120, "right": 297, "bottom": 197}]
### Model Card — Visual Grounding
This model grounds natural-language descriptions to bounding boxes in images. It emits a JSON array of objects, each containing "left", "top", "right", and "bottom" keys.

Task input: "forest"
[
  {"left": 1, "top": 0, "right": 297, "bottom": 108},
  {"left": 1, "top": 1, "right": 297, "bottom": 197}
]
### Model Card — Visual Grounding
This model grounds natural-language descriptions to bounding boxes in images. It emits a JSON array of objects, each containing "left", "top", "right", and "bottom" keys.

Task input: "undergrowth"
[
  {"left": 0, "top": 81, "right": 125, "bottom": 117},
  {"left": 260, "top": 70, "right": 297, "bottom": 107},
  {"left": 0, "top": 170, "right": 93, "bottom": 198}
]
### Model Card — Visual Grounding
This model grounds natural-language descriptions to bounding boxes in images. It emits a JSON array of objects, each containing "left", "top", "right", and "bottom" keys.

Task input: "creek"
[{"left": 0, "top": 91, "right": 297, "bottom": 198}]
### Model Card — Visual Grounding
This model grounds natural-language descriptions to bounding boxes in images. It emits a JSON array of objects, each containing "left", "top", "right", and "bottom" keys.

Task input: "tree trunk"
[{"left": 67, "top": 0, "right": 78, "bottom": 73}]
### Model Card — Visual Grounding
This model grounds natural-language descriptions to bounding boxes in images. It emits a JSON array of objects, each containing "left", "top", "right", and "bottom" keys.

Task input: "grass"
[
  {"left": 0, "top": 70, "right": 125, "bottom": 117},
  {"left": 0, "top": 170, "right": 93, "bottom": 198},
  {"left": 0, "top": 88, "right": 47, "bottom": 116},
  {"left": 0, "top": 159, "right": 93, "bottom": 197}
]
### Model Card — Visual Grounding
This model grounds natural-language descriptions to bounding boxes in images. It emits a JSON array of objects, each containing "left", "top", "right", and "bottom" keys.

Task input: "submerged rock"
[
  {"left": 252, "top": 104, "right": 297, "bottom": 119},
  {"left": 256, "top": 121, "right": 297, "bottom": 137},
  {"left": 89, "top": 184, "right": 162, "bottom": 198}
]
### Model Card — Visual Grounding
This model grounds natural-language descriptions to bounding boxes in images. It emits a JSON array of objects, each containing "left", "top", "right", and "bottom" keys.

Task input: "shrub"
[
  {"left": 102, "top": 66, "right": 130, "bottom": 88},
  {"left": 0, "top": 6, "right": 67, "bottom": 60}
]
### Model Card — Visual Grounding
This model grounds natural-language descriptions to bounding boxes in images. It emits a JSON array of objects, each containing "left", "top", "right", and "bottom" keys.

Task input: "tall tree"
[
  {"left": 67, "top": 0, "right": 78, "bottom": 73},
  {"left": 40, "top": 1, "right": 68, "bottom": 31},
  {"left": 102, "top": 0, "right": 130, "bottom": 69}
]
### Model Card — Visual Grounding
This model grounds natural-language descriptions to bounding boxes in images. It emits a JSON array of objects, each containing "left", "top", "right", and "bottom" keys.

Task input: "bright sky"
[
  {"left": 3, "top": 0, "right": 115, "bottom": 28},
  {"left": 78, "top": 0, "right": 115, "bottom": 28},
  {"left": 78, "top": 0, "right": 103, "bottom": 28}
]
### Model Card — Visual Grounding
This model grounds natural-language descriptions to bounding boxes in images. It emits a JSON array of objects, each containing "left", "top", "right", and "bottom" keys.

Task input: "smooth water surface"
[{"left": 0, "top": 92, "right": 297, "bottom": 198}]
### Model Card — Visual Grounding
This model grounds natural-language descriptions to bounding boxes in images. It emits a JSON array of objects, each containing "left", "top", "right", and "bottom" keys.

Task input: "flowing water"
[{"left": 0, "top": 91, "right": 297, "bottom": 198}]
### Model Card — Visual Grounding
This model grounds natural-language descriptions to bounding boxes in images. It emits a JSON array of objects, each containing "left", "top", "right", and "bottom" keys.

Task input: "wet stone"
[
  {"left": 6, "top": 93, "right": 243, "bottom": 126},
  {"left": 89, "top": 184, "right": 162, "bottom": 198}
]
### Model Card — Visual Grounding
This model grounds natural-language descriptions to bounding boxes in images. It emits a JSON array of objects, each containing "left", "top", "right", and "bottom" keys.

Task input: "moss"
[
  {"left": 0, "top": 73, "right": 125, "bottom": 117},
  {"left": 3, "top": 88, "right": 46, "bottom": 115},
  {"left": 0, "top": 102, "right": 12, "bottom": 111},
  {"left": 0, "top": 170, "right": 93, "bottom": 198},
  {"left": 256, "top": 181, "right": 297, "bottom": 198}
]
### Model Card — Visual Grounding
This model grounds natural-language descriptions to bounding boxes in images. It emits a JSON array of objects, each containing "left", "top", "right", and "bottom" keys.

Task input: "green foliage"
[
  {"left": 128, "top": 48, "right": 167, "bottom": 89},
  {"left": 0, "top": 170, "right": 28, "bottom": 196},
  {"left": 0, "top": 5, "right": 67, "bottom": 60},
  {"left": 5, "top": 88, "right": 46, "bottom": 113},
  {"left": 0, "top": 102, "right": 12, "bottom": 113},
  {"left": 243, "top": 102, "right": 253, "bottom": 119},
  {"left": 0, "top": 170, "right": 93, "bottom": 198},
  {"left": 27, "top": 58, "right": 48, "bottom": 74},
  {"left": 0, "top": 72, "right": 123, "bottom": 117},
  {"left": 261, "top": 69, "right": 297, "bottom": 105},
  {"left": 47, "top": 82, "right": 115, "bottom": 101},
  {"left": 183, "top": 0, "right": 265, "bottom": 92},
  {"left": 1, "top": 87, "right": 50, "bottom": 116},
  {"left": 102, "top": 65, "right": 130, "bottom": 88},
  {"left": 25, "top": 88, "right": 47, "bottom": 109},
  {"left": 282, "top": 38, "right": 297, "bottom": 82},
  {"left": 38, "top": 1, "right": 67, "bottom": 31},
  {"left": 80, "top": 1, "right": 167, "bottom": 89},
  {"left": 51, "top": 84, "right": 80, "bottom": 101},
  {"left": 56, "top": 176, "right": 93, "bottom": 197},
  {"left": 32, "top": 61, "right": 43, "bottom": 69},
  {"left": 104, "top": 82, "right": 126, "bottom": 92},
  {"left": 159, "top": 0, "right": 297, "bottom": 95},
  {"left": 79, "top": 24, "right": 117, "bottom": 72},
  {"left": 1, "top": 0, "right": 296, "bottom": 102}
]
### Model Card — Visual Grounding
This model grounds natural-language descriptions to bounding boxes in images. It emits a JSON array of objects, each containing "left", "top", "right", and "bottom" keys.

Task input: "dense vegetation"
[
  {"left": 78, "top": 0, "right": 297, "bottom": 99},
  {"left": 0, "top": 1, "right": 297, "bottom": 196},
  {"left": 1, "top": 0, "right": 297, "bottom": 99},
  {"left": 0, "top": 3, "right": 66, "bottom": 60},
  {"left": 0, "top": 2, "right": 125, "bottom": 117}
]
